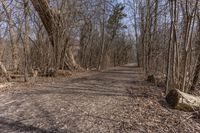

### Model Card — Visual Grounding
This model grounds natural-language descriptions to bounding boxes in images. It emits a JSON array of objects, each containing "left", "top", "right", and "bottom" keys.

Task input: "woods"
[
  {"left": 0, "top": 0, "right": 200, "bottom": 110},
  {"left": 0, "top": 0, "right": 134, "bottom": 81},
  {"left": 1, "top": 0, "right": 200, "bottom": 132},
  {"left": 127, "top": 0, "right": 200, "bottom": 94},
  {"left": 0, "top": 0, "right": 200, "bottom": 109}
]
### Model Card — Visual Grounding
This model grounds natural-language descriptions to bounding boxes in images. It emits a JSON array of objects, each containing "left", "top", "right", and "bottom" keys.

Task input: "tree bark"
[
  {"left": 190, "top": 53, "right": 200, "bottom": 91},
  {"left": 166, "top": 0, "right": 174, "bottom": 94},
  {"left": 80, "top": 19, "right": 92, "bottom": 68},
  {"left": 98, "top": 0, "right": 106, "bottom": 70},
  {"left": 133, "top": 1, "right": 140, "bottom": 67},
  {"left": 0, "top": 62, "right": 11, "bottom": 82},
  {"left": 23, "top": 0, "right": 30, "bottom": 82},
  {"left": 190, "top": 14, "right": 200, "bottom": 92},
  {"left": 1, "top": 0, "right": 19, "bottom": 71},
  {"left": 181, "top": 0, "right": 198, "bottom": 92},
  {"left": 30, "top": 0, "right": 79, "bottom": 71}
]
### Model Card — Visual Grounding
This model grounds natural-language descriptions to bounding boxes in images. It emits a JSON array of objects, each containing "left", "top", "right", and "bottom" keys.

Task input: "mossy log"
[{"left": 166, "top": 89, "right": 200, "bottom": 111}]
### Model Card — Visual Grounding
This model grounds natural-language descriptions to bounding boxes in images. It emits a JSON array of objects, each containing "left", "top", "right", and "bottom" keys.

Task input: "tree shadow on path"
[{"left": 0, "top": 117, "right": 72, "bottom": 133}]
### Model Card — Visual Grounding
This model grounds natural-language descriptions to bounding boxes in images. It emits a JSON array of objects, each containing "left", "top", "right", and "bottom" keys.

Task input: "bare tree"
[
  {"left": 23, "top": 0, "right": 30, "bottom": 82},
  {"left": 30, "top": 0, "right": 79, "bottom": 71},
  {"left": 1, "top": 0, "right": 19, "bottom": 71}
]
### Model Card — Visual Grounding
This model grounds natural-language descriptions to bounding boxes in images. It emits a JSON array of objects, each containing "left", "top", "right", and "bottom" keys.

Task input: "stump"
[
  {"left": 166, "top": 89, "right": 200, "bottom": 111},
  {"left": 147, "top": 75, "right": 155, "bottom": 83}
]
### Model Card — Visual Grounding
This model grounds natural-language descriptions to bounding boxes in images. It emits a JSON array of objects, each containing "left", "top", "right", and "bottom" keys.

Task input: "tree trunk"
[
  {"left": 64, "top": 46, "right": 80, "bottom": 71},
  {"left": 0, "top": 62, "right": 11, "bottom": 82},
  {"left": 80, "top": 19, "right": 92, "bottom": 68},
  {"left": 190, "top": 15, "right": 200, "bottom": 92},
  {"left": 190, "top": 54, "right": 200, "bottom": 91},
  {"left": 166, "top": 1, "right": 174, "bottom": 94},
  {"left": 133, "top": 1, "right": 140, "bottom": 67},
  {"left": 1, "top": 0, "right": 19, "bottom": 71},
  {"left": 60, "top": 37, "right": 69, "bottom": 70},
  {"left": 23, "top": 0, "right": 30, "bottom": 82},
  {"left": 181, "top": 0, "right": 198, "bottom": 92},
  {"left": 30, "top": 0, "right": 79, "bottom": 71},
  {"left": 98, "top": 1, "right": 106, "bottom": 70},
  {"left": 166, "top": 89, "right": 200, "bottom": 111}
]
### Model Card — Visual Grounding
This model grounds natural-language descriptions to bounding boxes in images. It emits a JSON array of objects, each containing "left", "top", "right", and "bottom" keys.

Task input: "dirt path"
[{"left": 0, "top": 64, "right": 200, "bottom": 133}]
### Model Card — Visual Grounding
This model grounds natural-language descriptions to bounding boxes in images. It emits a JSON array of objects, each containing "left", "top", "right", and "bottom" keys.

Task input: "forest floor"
[{"left": 0, "top": 64, "right": 200, "bottom": 133}]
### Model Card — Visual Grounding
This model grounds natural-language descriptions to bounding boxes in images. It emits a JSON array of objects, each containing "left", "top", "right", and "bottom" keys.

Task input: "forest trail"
[{"left": 0, "top": 64, "right": 200, "bottom": 133}]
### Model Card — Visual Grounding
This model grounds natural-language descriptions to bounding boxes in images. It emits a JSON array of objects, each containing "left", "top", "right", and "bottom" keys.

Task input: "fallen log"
[
  {"left": 166, "top": 89, "right": 200, "bottom": 111},
  {"left": 10, "top": 74, "right": 24, "bottom": 79}
]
